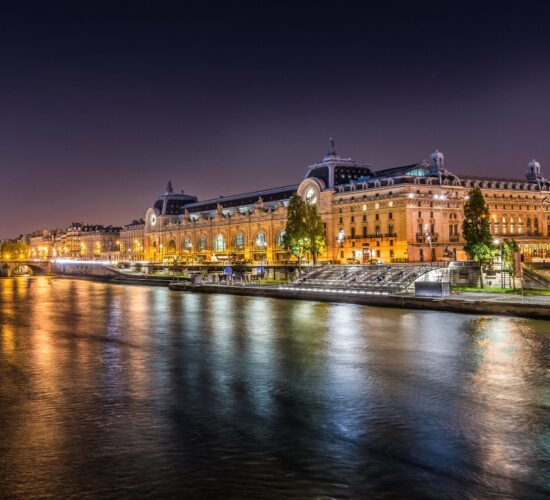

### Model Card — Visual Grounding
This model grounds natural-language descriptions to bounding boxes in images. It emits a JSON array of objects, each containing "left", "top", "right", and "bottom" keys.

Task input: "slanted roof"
[{"left": 184, "top": 184, "right": 299, "bottom": 213}]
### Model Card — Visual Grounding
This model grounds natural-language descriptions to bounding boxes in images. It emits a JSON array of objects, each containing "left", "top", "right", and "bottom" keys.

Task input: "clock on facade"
[
  {"left": 305, "top": 186, "right": 318, "bottom": 205},
  {"left": 150, "top": 213, "right": 157, "bottom": 226}
]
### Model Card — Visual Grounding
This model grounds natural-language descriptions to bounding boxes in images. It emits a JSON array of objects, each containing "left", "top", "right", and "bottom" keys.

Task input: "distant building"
[
  {"left": 119, "top": 219, "right": 145, "bottom": 261},
  {"left": 28, "top": 229, "right": 57, "bottom": 260},
  {"left": 54, "top": 223, "right": 121, "bottom": 260},
  {"left": 135, "top": 141, "right": 550, "bottom": 264}
]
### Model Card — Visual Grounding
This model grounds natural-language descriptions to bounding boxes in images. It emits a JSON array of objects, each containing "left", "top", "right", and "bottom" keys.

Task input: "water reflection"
[{"left": 0, "top": 277, "right": 549, "bottom": 498}]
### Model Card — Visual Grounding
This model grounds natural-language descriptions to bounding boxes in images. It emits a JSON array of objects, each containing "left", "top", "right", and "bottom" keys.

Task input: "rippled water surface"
[{"left": 0, "top": 277, "right": 549, "bottom": 498}]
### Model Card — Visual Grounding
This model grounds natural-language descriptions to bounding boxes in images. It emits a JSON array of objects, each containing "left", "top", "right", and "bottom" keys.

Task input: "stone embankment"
[{"left": 168, "top": 283, "right": 550, "bottom": 320}]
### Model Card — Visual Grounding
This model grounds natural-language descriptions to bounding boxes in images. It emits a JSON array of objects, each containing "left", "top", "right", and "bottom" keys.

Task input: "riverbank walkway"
[{"left": 167, "top": 281, "right": 550, "bottom": 320}]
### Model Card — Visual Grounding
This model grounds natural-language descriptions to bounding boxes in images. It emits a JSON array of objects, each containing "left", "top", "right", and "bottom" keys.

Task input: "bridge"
[{"left": 0, "top": 261, "right": 53, "bottom": 277}]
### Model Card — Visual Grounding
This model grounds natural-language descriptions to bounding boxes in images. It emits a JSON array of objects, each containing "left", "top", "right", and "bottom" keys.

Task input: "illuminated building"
[
  {"left": 27, "top": 229, "right": 56, "bottom": 260},
  {"left": 125, "top": 142, "right": 550, "bottom": 264},
  {"left": 119, "top": 219, "right": 145, "bottom": 261},
  {"left": 54, "top": 223, "right": 121, "bottom": 260}
]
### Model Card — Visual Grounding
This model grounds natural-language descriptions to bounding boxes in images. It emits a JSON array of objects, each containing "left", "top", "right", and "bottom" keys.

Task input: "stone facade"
[
  {"left": 130, "top": 144, "right": 550, "bottom": 265},
  {"left": 54, "top": 223, "right": 121, "bottom": 260}
]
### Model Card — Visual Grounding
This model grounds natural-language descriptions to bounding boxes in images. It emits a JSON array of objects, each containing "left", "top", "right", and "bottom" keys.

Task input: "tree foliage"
[
  {"left": 0, "top": 242, "right": 29, "bottom": 260},
  {"left": 462, "top": 188, "right": 493, "bottom": 287},
  {"left": 283, "top": 194, "right": 326, "bottom": 266},
  {"left": 304, "top": 202, "right": 326, "bottom": 266},
  {"left": 282, "top": 195, "right": 307, "bottom": 262},
  {"left": 502, "top": 238, "right": 520, "bottom": 289},
  {"left": 462, "top": 188, "right": 493, "bottom": 262}
]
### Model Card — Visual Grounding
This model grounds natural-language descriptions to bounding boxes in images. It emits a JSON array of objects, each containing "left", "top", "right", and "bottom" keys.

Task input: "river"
[{"left": 0, "top": 277, "right": 549, "bottom": 498}]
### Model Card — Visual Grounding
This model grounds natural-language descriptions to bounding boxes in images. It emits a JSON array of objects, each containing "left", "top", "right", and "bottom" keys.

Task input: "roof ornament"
[
  {"left": 165, "top": 181, "right": 174, "bottom": 194},
  {"left": 327, "top": 138, "right": 337, "bottom": 157}
]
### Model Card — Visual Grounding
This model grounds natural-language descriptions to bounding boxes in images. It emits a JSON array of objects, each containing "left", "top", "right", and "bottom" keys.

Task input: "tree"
[
  {"left": 303, "top": 202, "right": 326, "bottom": 266},
  {"left": 502, "top": 238, "right": 520, "bottom": 289},
  {"left": 283, "top": 195, "right": 308, "bottom": 267},
  {"left": 462, "top": 187, "right": 493, "bottom": 287},
  {"left": 0, "top": 242, "right": 29, "bottom": 261},
  {"left": 283, "top": 194, "right": 327, "bottom": 268}
]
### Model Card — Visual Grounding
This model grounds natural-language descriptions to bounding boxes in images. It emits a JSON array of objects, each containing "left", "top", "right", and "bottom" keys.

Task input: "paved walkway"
[{"left": 451, "top": 291, "right": 550, "bottom": 306}]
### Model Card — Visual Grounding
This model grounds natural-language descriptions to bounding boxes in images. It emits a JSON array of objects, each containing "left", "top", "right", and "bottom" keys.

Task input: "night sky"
[{"left": 1, "top": 1, "right": 550, "bottom": 238}]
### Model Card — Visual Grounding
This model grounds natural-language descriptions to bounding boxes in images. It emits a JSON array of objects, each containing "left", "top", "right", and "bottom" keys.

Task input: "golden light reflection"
[
  {"left": 464, "top": 316, "right": 540, "bottom": 482},
  {"left": 1, "top": 323, "right": 16, "bottom": 355}
]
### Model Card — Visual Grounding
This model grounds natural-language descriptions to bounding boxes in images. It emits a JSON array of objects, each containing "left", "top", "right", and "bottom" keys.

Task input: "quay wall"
[{"left": 172, "top": 284, "right": 550, "bottom": 320}]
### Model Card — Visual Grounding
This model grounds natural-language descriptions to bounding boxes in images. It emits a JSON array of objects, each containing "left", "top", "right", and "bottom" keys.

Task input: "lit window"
[{"left": 214, "top": 234, "right": 226, "bottom": 252}]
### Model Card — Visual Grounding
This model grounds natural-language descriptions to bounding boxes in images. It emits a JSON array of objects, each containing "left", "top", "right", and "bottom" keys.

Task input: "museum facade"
[{"left": 121, "top": 142, "right": 550, "bottom": 265}]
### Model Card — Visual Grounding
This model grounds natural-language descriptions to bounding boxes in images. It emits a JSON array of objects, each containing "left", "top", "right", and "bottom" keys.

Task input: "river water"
[{"left": 0, "top": 277, "right": 549, "bottom": 498}]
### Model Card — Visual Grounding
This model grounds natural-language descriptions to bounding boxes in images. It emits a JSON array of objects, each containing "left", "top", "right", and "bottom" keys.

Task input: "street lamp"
[
  {"left": 336, "top": 229, "right": 345, "bottom": 262},
  {"left": 424, "top": 223, "right": 433, "bottom": 261}
]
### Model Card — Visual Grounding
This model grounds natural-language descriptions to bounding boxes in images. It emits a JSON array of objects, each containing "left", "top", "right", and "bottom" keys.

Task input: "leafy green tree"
[
  {"left": 502, "top": 238, "right": 520, "bottom": 289},
  {"left": 462, "top": 187, "right": 493, "bottom": 287},
  {"left": 303, "top": 202, "right": 326, "bottom": 266},
  {"left": 283, "top": 194, "right": 327, "bottom": 268},
  {"left": 283, "top": 195, "right": 307, "bottom": 267}
]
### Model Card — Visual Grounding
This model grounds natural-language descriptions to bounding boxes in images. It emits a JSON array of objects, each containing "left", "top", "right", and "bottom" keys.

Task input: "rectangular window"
[
  {"left": 339, "top": 217, "right": 343, "bottom": 224},
  {"left": 351, "top": 227, "right": 356, "bottom": 238},
  {"left": 375, "top": 213, "right": 379, "bottom": 221},
  {"left": 362, "top": 226, "right": 367, "bottom": 237},
  {"left": 388, "top": 212, "right": 393, "bottom": 220},
  {"left": 390, "top": 240, "right": 394, "bottom": 246},
  {"left": 376, "top": 250, "right": 380, "bottom": 257},
  {"left": 362, "top": 214, "right": 366, "bottom": 222},
  {"left": 390, "top": 249, "right": 394, "bottom": 258},
  {"left": 351, "top": 216, "right": 355, "bottom": 223},
  {"left": 375, "top": 226, "right": 380, "bottom": 236},
  {"left": 418, "top": 211, "right": 422, "bottom": 218}
]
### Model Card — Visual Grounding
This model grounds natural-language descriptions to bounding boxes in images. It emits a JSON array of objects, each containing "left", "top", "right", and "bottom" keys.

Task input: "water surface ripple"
[{"left": 0, "top": 277, "right": 549, "bottom": 498}]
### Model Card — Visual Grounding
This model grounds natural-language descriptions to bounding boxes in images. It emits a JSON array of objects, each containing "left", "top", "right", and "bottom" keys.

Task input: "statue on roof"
[
  {"left": 165, "top": 181, "right": 174, "bottom": 194},
  {"left": 327, "top": 138, "right": 337, "bottom": 157}
]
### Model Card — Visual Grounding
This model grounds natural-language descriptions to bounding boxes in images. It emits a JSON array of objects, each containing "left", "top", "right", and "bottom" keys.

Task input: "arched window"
[
  {"left": 534, "top": 217, "right": 539, "bottom": 235},
  {"left": 234, "top": 233, "right": 245, "bottom": 251},
  {"left": 527, "top": 217, "right": 532, "bottom": 235},
  {"left": 213, "top": 234, "right": 226, "bottom": 252},
  {"left": 502, "top": 217, "right": 507, "bottom": 235},
  {"left": 167, "top": 239, "right": 177, "bottom": 254},
  {"left": 183, "top": 238, "right": 192, "bottom": 250},
  {"left": 509, "top": 217, "right": 515, "bottom": 235},
  {"left": 197, "top": 236, "right": 207, "bottom": 251},
  {"left": 254, "top": 231, "right": 267, "bottom": 251},
  {"left": 276, "top": 231, "right": 286, "bottom": 249},
  {"left": 518, "top": 217, "right": 523, "bottom": 235}
]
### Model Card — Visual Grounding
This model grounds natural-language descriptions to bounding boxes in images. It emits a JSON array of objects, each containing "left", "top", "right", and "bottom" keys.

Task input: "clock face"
[
  {"left": 305, "top": 186, "right": 318, "bottom": 205},
  {"left": 150, "top": 213, "right": 157, "bottom": 226}
]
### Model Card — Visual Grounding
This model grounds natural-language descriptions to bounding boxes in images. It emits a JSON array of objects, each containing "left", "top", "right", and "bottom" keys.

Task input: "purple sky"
[{"left": 1, "top": 1, "right": 550, "bottom": 238}]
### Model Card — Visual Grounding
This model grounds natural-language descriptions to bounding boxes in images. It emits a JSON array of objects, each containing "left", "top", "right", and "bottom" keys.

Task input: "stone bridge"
[{"left": 0, "top": 261, "right": 53, "bottom": 277}]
